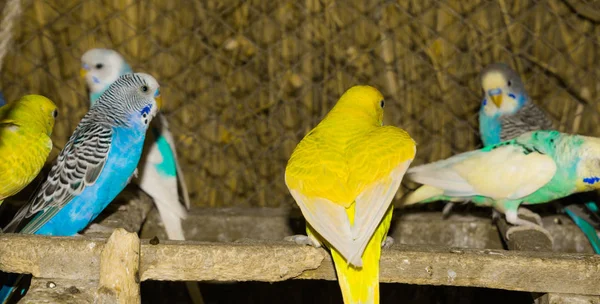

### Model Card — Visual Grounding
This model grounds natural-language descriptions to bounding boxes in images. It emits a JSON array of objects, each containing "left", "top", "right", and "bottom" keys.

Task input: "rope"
[{"left": 0, "top": 0, "right": 22, "bottom": 73}]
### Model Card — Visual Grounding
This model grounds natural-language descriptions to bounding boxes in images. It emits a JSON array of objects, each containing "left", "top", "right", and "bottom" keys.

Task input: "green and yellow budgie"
[
  {"left": 0, "top": 95, "right": 58, "bottom": 205},
  {"left": 285, "top": 85, "right": 416, "bottom": 304}
]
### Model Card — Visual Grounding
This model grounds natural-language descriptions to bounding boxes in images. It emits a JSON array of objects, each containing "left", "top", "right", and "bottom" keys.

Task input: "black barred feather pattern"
[
  {"left": 500, "top": 101, "right": 553, "bottom": 142},
  {"left": 3, "top": 73, "right": 157, "bottom": 234}
]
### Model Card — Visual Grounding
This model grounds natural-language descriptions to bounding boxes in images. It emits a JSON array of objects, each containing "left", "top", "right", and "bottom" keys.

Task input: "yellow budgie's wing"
[
  {"left": 345, "top": 126, "right": 416, "bottom": 265},
  {"left": 409, "top": 144, "right": 556, "bottom": 199}
]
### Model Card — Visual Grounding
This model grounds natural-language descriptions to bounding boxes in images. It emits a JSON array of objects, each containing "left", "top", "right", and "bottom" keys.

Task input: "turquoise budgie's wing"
[
  {"left": 156, "top": 114, "right": 191, "bottom": 209},
  {"left": 4, "top": 123, "right": 112, "bottom": 234},
  {"left": 407, "top": 144, "right": 557, "bottom": 199}
]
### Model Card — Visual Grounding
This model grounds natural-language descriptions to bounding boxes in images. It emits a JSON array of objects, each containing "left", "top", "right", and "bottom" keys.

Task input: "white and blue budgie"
[{"left": 81, "top": 49, "right": 191, "bottom": 241}]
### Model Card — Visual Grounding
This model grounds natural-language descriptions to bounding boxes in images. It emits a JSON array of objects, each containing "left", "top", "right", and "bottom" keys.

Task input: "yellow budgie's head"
[
  {"left": 335, "top": 85, "right": 385, "bottom": 125},
  {"left": 5, "top": 95, "right": 58, "bottom": 136}
]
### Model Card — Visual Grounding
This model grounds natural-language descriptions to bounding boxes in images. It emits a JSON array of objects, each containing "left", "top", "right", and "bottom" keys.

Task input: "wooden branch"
[
  {"left": 1, "top": 234, "right": 598, "bottom": 295},
  {"left": 97, "top": 229, "right": 140, "bottom": 304}
]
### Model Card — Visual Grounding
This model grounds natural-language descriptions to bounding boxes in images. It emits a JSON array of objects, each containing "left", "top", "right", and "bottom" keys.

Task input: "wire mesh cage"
[{"left": 1, "top": 0, "right": 600, "bottom": 210}]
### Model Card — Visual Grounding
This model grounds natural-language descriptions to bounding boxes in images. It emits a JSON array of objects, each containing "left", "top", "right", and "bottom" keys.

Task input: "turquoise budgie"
[
  {"left": 81, "top": 49, "right": 203, "bottom": 303},
  {"left": 0, "top": 73, "right": 162, "bottom": 303},
  {"left": 402, "top": 130, "right": 600, "bottom": 240},
  {"left": 81, "top": 48, "right": 191, "bottom": 241},
  {"left": 476, "top": 63, "right": 600, "bottom": 252}
]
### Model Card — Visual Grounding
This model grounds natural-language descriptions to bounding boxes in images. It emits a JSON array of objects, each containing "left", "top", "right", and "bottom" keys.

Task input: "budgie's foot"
[
  {"left": 442, "top": 202, "right": 454, "bottom": 219},
  {"left": 381, "top": 236, "right": 394, "bottom": 248},
  {"left": 491, "top": 209, "right": 502, "bottom": 222},
  {"left": 505, "top": 225, "right": 554, "bottom": 243},
  {"left": 284, "top": 234, "right": 321, "bottom": 248},
  {"left": 517, "top": 207, "right": 543, "bottom": 226},
  {"left": 505, "top": 209, "right": 553, "bottom": 242},
  {"left": 85, "top": 223, "right": 115, "bottom": 234}
]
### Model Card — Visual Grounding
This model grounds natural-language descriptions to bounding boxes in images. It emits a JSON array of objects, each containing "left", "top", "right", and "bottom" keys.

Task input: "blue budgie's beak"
[
  {"left": 487, "top": 88, "right": 502, "bottom": 107},
  {"left": 154, "top": 88, "right": 162, "bottom": 110}
]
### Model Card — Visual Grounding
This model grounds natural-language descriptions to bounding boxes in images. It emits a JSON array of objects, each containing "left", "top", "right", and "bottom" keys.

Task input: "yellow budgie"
[
  {"left": 285, "top": 85, "right": 416, "bottom": 304},
  {"left": 0, "top": 95, "right": 58, "bottom": 205}
]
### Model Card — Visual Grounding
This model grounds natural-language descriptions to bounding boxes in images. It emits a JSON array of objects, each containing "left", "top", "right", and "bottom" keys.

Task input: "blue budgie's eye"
[{"left": 141, "top": 85, "right": 149, "bottom": 92}]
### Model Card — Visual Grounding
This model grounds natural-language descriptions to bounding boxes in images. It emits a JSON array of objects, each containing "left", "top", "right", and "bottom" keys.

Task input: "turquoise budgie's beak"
[
  {"left": 488, "top": 88, "right": 502, "bottom": 107},
  {"left": 80, "top": 63, "right": 90, "bottom": 79},
  {"left": 154, "top": 88, "right": 162, "bottom": 110}
]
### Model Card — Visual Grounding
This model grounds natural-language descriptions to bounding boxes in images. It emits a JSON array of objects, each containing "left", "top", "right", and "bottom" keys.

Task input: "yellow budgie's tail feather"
[
  {"left": 0, "top": 200, "right": 3, "bottom": 206},
  {"left": 331, "top": 247, "right": 379, "bottom": 304},
  {"left": 399, "top": 185, "right": 443, "bottom": 206},
  {"left": 329, "top": 206, "right": 393, "bottom": 304}
]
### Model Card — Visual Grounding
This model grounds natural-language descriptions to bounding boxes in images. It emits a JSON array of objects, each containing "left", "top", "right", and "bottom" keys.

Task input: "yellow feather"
[
  {"left": 0, "top": 95, "right": 57, "bottom": 202},
  {"left": 285, "top": 85, "right": 416, "bottom": 304}
]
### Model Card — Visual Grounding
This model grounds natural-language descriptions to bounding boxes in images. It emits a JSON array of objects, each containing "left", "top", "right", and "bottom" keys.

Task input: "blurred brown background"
[{"left": 1, "top": 0, "right": 599, "bottom": 209}]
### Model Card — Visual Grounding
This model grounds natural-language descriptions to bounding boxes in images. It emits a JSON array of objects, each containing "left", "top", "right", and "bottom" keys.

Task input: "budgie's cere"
[
  {"left": 285, "top": 85, "right": 416, "bottom": 304},
  {"left": 479, "top": 63, "right": 552, "bottom": 146},
  {"left": 0, "top": 95, "right": 58, "bottom": 205},
  {"left": 403, "top": 130, "right": 600, "bottom": 239}
]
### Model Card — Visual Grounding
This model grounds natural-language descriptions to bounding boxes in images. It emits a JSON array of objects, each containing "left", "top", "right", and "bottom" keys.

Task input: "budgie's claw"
[
  {"left": 505, "top": 225, "right": 554, "bottom": 244},
  {"left": 442, "top": 202, "right": 454, "bottom": 219},
  {"left": 284, "top": 234, "right": 321, "bottom": 248},
  {"left": 382, "top": 236, "right": 394, "bottom": 248},
  {"left": 517, "top": 207, "right": 543, "bottom": 226}
]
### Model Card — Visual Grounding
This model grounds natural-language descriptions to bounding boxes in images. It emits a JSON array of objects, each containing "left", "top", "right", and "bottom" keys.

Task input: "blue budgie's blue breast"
[
  {"left": 479, "top": 105, "right": 501, "bottom": 146},
  {"left": 33, "top": 126, "right": 147, "bottom": 236}
]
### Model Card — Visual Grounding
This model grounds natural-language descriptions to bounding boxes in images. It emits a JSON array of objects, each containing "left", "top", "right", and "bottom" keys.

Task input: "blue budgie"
[
  {"left": 81, "top": 49, "right": 191, "bottom": 241},
  {"left": 0, "top": 73, "right": 162, "bottom": 303},
  {"left": 402, "top": 130, "right": 600, "bottom": 242},
  {"left": 478, "top": 63, "right": 599, "bottom": 252},
  {"left": 81, "top": 49, "right": 204, "bottom": 304}
]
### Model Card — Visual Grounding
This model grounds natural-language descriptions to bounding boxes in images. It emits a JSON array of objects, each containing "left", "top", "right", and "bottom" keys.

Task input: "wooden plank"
[{"left": 1, "top": 234, "right": 598, "bottom": 296}]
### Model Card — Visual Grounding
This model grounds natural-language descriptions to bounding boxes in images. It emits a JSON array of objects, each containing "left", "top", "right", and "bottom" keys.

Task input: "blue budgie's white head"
[
  {"left": 81, "top": 48, "right": 133, "bottom": 105},
  {"left": 92, "top": 72, "right": 162, "bottom": 130},
  {"left": 480, "top": 63, "right": 528, "bottom": 117}
]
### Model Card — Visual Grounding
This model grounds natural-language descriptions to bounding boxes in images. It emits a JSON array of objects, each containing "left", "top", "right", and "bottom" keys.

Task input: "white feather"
[{"left": 406, "top": 145, "right": 557, "bottom": 200}]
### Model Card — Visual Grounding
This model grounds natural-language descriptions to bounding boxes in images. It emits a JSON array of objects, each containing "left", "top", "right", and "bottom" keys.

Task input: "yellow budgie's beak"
[
  {"left": 80, "top": 68, "right": 88, "bottom": 79},
  {"left": 487, "top": 88, "right": 503, "bottom": 107}
]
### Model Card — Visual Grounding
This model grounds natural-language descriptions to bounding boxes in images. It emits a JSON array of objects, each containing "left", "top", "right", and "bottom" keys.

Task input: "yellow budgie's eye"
[
  {"left": 52, "top": 109, "right": 58, "bottom": 118},
  {"left": 380, "top": 100, "right": 385, "bottom": 108}
]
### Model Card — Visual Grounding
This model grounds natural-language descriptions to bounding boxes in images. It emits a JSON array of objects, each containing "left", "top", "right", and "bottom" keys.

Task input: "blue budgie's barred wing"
[
  {"left": 3, "top": 123, "right": 113, "bottom": 234},
  {"left": 500, "top": 101, "right": 553, "bottom": 141}
]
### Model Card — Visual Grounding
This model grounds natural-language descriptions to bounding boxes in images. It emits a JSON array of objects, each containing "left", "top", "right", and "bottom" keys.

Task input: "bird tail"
[
  {"left": 564, "top": 200, "right": 600, "bottom": 254},
  {"left": 0, "top": 274, "right": 28, "bottom": 304},
  {"left": 329, "top": 206, "right": 393, "bottom": 304},
  {"left": 399, "top": 185, "right": 444, "bottom": 206},
  {"left": 154, "top": 197, "right": 187, "bottom": 241},
  {"left": 0, "top": 200, "right": 3, "bottom": 206}
]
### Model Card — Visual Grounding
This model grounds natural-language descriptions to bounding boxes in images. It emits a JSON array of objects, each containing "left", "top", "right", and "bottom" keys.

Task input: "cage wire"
[{"left": 1, "top": 0, "right": 600, "bottom": 208}]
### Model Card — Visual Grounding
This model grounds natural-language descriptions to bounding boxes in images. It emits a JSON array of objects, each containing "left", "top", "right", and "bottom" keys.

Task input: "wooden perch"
[
  {"left": 96, "top": 229, "right": 140, "bottom": 304},
  {"left": 0, "top": 234, "right": 599, "bottom": 296}
]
